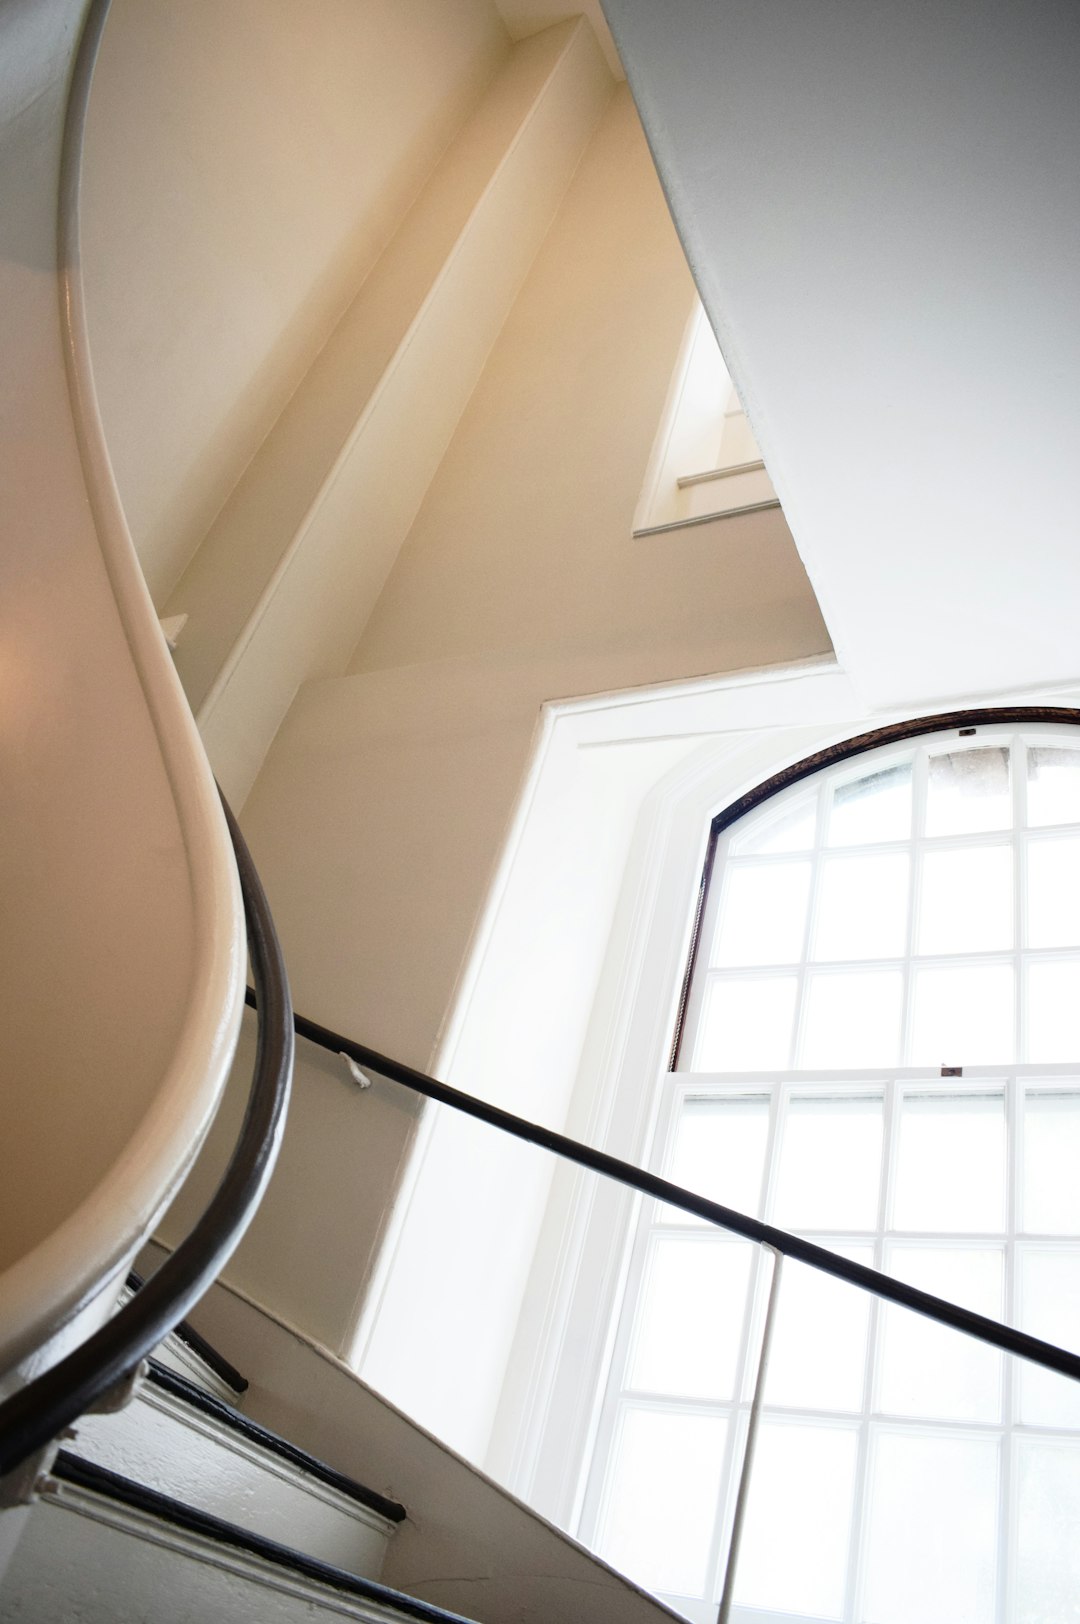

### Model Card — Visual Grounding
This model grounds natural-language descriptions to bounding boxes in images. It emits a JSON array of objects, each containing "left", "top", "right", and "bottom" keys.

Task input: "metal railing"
[
  {"left": 261, "top": 992, "right": 1080, "bottom": 1623},
  {"left": 0, "top": 800, "right": 293, "bottom": 1480}
]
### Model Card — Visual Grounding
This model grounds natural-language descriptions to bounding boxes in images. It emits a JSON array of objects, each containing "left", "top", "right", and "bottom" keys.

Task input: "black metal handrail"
[
  {"left": 0, "top": 800, "right": 293, "bottom": 1479},
  {"left": 259, "top": 991, "right": 1080, "bottom": 1385}
]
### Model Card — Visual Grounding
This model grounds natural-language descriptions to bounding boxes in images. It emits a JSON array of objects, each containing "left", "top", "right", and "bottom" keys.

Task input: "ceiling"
[{"left": 600, "top": 0, "right": 1080, "bottom": 713}]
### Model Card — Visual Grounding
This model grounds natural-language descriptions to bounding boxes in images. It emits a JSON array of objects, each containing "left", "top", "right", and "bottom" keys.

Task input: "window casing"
[{"left": 575, "top": 715, "right": 1080, "bottom": 1624}]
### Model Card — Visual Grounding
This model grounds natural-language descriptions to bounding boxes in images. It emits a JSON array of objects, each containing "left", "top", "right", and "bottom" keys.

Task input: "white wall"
[
  {"left": 81, "top": 0, "right": 509, "bottom": 604},
  {"left": 159, "top": 83, "right": 829, "bottom": 1410}
]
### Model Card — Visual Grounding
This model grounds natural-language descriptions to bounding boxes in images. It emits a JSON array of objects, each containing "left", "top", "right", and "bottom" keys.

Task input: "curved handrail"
[
  {"left": 0, "top": 802, "right": 293, "bottom": 1479},
  {"left": 260, "top": 991, "right": 1080, "bottom": 1385}
]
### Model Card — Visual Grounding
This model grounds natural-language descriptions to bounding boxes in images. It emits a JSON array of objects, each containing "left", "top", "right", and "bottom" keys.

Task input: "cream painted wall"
[
  {"left": 165, "top": 85, "right": 829, "bottom": 1374},
  {"left": 352, "top": 88, "right": 817, "bottom": 679},
  {"left": 80, "top": 0, "right": 509, "bottom": 604}
]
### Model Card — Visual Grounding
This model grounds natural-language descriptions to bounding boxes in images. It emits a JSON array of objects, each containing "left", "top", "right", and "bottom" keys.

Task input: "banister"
[
  {"left": 0, "top": 800, "right": 293, "bottom": 1480},
  {"left": 258, "top": 990, "right": 1080, "bottom": 1385}
]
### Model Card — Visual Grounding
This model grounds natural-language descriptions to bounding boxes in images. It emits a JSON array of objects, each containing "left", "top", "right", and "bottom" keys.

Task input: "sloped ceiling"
[{"left": 601, "top": 0, "right": 1080, "bottom": 712}]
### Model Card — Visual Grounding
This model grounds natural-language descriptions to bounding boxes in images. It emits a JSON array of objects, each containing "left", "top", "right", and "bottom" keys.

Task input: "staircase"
[{"left": 0, "top": 1295, "right": 470, "bottom": 1624}]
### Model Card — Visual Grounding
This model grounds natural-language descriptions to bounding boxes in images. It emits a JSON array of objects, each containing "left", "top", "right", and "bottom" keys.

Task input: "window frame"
[{"left": 574, "top": 706, "right": 1080, "bottom": 1624}]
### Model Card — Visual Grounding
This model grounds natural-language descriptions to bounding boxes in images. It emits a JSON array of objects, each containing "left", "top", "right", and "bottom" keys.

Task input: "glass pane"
[
  {"left": 1026, "top": 833, "right": 1080, "bottom": 948},
  {"left": 734, "top": 1421, "right": 857, "bottom": 1619},
  {"left": 1018, "top": 1249, "right": 1080, "bottom": 1428},
  {"left": 916, "top": 845, "right": 1012, "bottom": 955},
  {"left": 909, "top": 962, "right": 1015, "bottom": 1066},
  {"left": 1016, "top": 1436, "right": 1080, "bottom": 1624},
  {"left": 729, "top": 792, "right": 817, "bottom": 855},
  {"left": 764, "top": 1249, "right": 872, "bottom": 1412},
  {"left": 773, "top": 1095, "right": 883, "bottom": 1230},
  {"left": 596, "top": 1407, "right": 727, "bottom": 1598},
  {"left": 663, "top": 1096, "right": 769, "bottom": 1222},
  {"left": 711, "top": 860, "right": 811, "bottom": 966},
  {"left": 694, "top": 975, "right": 796, "bottom": 1071},
  {"left": 878, "top": 1246, "right": 1003, "bottom": 1422},
  {"left": 799, "top": 969, "right": 902, "bottom": 1068},
  {"left": 628, "top": 1237, "right": 752, "bottom": 1400},
  {"left": 863, "top": 1430, "right": 998, "bottom": 1624},
  {"left": 826, "top": 761, "right": 912, "bottom": 847},
  {"left": 1027, "top": 744, "right": 1080, "bottom": 828},
  {"left": 813, "top": 851, "right": 909, "bottom": 962},
  {"left": 1026, "top": 959, "right": 1080, "bottom": 1062},
  {"left": 1023, "top": 1089, "right": 1080, "bottom": 1232},
  {"left": 924, "top": 745, "right": 1012, "bottom": 837},
  {"left": 892, "top": 1093, "right": 1006, "bottom": 1232}
]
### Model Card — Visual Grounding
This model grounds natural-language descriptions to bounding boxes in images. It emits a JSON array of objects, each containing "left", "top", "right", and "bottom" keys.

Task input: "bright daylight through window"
[{"left": 577, "top": 718, "right": 1080, "bottom": 1624}]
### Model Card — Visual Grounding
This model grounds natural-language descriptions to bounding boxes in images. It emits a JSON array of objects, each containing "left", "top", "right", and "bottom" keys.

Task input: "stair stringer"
[{"left": 173, "top": 1272, "right": 684, "bottom": 1624}]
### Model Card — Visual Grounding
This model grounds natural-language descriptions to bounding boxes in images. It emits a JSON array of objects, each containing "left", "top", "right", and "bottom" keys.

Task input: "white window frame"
[{"left": 566, "top": 710, "right": 1080, "bottom": 1623}]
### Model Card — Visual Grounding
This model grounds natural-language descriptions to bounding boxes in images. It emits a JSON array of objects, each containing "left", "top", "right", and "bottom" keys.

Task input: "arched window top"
[
  {"left": 676, "top": 709, "right": 1080, "bottom": 1073},
  {"left": 581, "top": 709, "right": 1080, "bottom": 1619}
]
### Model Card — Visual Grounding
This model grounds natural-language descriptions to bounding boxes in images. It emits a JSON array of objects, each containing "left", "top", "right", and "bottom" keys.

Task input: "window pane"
[
  {"left": 826, "top": 761, "right": 912, "bottom": 847},
  {"left": 772, "top": 1095, "right": 883, "bottom": 1230},
  {"left": 892, "top": 1093, "right": 1006, "bottom": 1232},
  {"left": 1018, "top": 1249, "right": 1080, "bottom": 1428},
  {"left": 596, "top": 1407, "right": 727, "bottom": 1598},
  {"left": 711, "top": 860, "right": 811, "bottom": 966},
  {"left": 924, "top": 745, "right": 1012, "bottom": 837},
  {"left": 764, "top": 1249, "right": 872, "bottom": 1412},
  {"left": 916, "top": 845, "right": 1012, "bottom": 955},
  {"left": 628, "top": 1237, "right": 752, "bottom": 1400},
  {"left": 1027, "top": 744, "right": 1080, "bottom": 828},
  {"left": 1026, "top": 833, "right": 1080, "bottom": 948},
  {"left": 799, "top": 970, "right": 902, "bottom": 1068},
  {"left": 1022, "top": 1088, "right": 1080, "bottom": 1232},
  {"left": 1026, "top": 959, "right": 1080, "bottom": 1062},
  {"left": 663, "top": 1096, "right": 769, "bottom": 1222},
  {"left": 909, "top": 962, "right": 1014, "bottom": 1066},
  {"left": 1016, "top": 1437, "right": 1080, "bottom": 1624},
  {"left": 863, "top": 1431, "right": 998, "bottom": 1624},
  {"left": 734, "top": 1421, "right": 857, "bottom": 1619},
  {"left": 729, "top": 792, "right": 816, "bottom": 854},
  {"left": 878, "top": 1246, "right": 1003, "bottom": 1422},
  {"left": 694, "top": 975, "right": 796, "bottom": 1070},
  {"left": 813, "top": 851, "right": 909, "bottom": 962}
]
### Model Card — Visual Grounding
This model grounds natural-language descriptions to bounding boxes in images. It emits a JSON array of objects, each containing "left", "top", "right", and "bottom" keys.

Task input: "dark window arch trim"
[{"left": 670, "top": 705, "right": 1080, "bottom": 1069}]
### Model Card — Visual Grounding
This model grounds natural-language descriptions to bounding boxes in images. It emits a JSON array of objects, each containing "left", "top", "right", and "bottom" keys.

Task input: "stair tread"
[
  {"left": 126, "top": 1271, "right": 248, "bottom": 1394},
  {"left": 50, "top": 1452, "right": 471, "bottom": 1624},
  {"left": 142, "top": 1359, "right": 407, "bottom": 1524}
]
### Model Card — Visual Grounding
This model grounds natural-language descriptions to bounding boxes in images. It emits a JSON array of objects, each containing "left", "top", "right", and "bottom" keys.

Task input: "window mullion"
[
  {"left": 899, "top": 745, "right": 929, "bottom": 1065},
  {"left": 789, "top": 781, "right": 828, "bottom": 1068},
  {"left": 1013, "top": 734, "right": 1027, "bottom": 1065},
  {"left": 847, "top": 1073, "right": 897, "bottom": 1621},
  {"left": 998, "top": 1067, "right": 1021, "bottom": 1624}
]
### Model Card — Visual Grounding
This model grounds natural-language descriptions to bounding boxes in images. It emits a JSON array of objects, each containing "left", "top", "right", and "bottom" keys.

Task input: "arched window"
[{"left": 578, "top": 711, "right": 1080, "bottom": 1624}]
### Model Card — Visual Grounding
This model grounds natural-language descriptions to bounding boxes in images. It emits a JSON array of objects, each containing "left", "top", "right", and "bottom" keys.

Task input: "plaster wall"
[
  {"left": 159, "top": 85, "right": 829, "bottom": 1448},
  {"left": 80, "top": 0, "right": 510, "bottom": 604},
  {"left": 602, "top": 0, "right": 1080, "bottom": 710}
]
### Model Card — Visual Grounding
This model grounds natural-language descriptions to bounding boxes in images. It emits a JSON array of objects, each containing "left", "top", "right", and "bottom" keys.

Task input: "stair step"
[
  {"left": 0, "top": 1453, "right": 474, "bottom": 1624},
  {"left": 122, "top": 1273, "right": 248, "bottom": 1401},
  {"left": 65, "top": 1362, "right": 403, "bottom": 1579}
]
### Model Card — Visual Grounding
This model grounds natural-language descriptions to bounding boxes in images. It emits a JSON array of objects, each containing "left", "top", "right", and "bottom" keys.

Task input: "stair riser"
[
  {"left": 70, "top": 1387, "right": 394, "bottom": 1578},
  {"left": 0, "top": 1488, "right": 416, "bottom": 1623}
]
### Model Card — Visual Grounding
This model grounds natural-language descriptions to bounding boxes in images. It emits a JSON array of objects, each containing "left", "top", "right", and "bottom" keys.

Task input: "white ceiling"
[
  {"left": 494, "top": 1, "right": 623, "bottom": 77},
  {"left": 601, "top": 0, "right": 1080, "bottom": 713}
]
